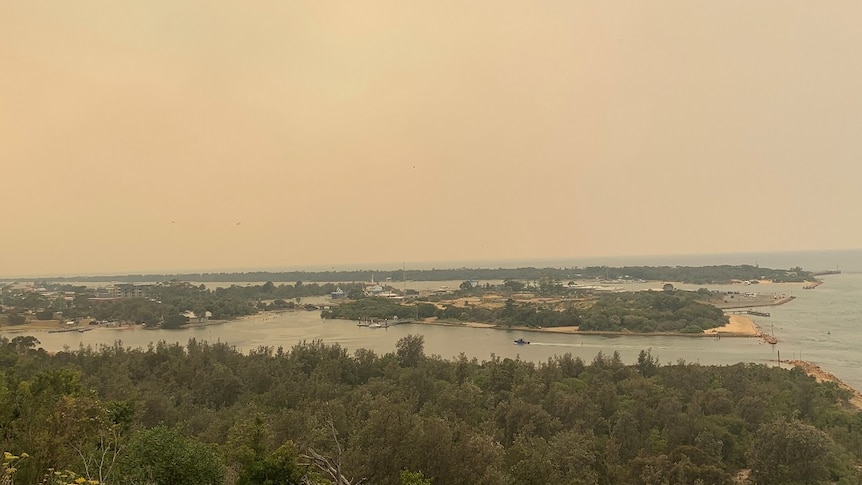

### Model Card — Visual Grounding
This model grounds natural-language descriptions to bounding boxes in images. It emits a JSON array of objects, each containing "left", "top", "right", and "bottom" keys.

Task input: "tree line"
[
  {"left": 2, "top": 281, "right": 364, "bottom": 329},
  {"left": 13, "top": 264, "right": 816, "bottom": 284},
  {"left": 0, "top": 335, "right": 859, "bottom": 484}
]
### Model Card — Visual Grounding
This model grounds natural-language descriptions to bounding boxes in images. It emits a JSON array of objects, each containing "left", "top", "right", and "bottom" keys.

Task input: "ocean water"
[
  {"left": 149, "top": 248, "right": 862, "bottom": 275},
  {"left": 764, "top": 273, "right": 862, "bottom": 388},
  {"left": 408, "top": 249, "right": 862, "bottom": 274}
]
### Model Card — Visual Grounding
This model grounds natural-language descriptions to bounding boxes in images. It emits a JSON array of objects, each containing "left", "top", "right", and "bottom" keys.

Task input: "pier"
[
  {"left": 725, "top": 309, "right": 771, "bottom": 317},
  {"left": 356, "top": 317, "right": 416, "bottom": 328}
]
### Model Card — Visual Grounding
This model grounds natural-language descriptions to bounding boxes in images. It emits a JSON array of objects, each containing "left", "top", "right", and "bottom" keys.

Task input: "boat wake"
[{"left": 527, "top": 342, "right": 583, "bottom": 348}]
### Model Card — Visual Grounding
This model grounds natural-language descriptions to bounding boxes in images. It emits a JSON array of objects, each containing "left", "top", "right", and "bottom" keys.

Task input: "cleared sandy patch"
[
  {"left": 411, "top": 318, "right": 495, "bottom": 329},
  {"left": 1, "top": 319, "right": 71, "bottom": 331},
  {"left": 704, "top": 315, "right": 758, "bottom": 336},
  {"left": 538, "top": 326, "right": 580, "bottom": 334}
]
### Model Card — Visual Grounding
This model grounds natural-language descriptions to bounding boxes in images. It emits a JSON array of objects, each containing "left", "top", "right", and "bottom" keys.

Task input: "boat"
[
  {"left": 368, "top": 322, "right": 383, "bottom": 329},
  {"left": 514, "top": 338, "right": 530, "bottom": 345}
]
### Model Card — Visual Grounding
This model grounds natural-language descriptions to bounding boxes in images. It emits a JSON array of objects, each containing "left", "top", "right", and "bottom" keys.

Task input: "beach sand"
[
  {"left": 704, "top": 315, "right": 758, "bottom": 336},
  {"left": 538, "top": 326, "right": 580, "bottom": 334},
  {"left": 422, "top": 316, "right": 759, "bottom": 338}
]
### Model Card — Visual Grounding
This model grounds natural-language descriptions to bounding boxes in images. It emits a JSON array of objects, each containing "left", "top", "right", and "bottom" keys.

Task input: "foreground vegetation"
[{"left": 0, "top": 335, "right": 860, "bottom": 484}]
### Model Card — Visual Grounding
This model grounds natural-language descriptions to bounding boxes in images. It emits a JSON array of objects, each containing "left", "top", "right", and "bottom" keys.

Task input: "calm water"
[{"left": 7, "top": 273, "right": 861, "bottom": 390}]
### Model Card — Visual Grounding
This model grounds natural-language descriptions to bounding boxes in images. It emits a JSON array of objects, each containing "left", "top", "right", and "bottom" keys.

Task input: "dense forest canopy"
[
  {"left": 0, "top": 336, "right": 859, "bottom": 484},
  {"left": 10, "top": 264, "right": 817, "bottom": 284},
  {"left": 1, "top": 281, "right": 363, "bottom": 328},
  {"left": 322, "top": 290, "right": 728, "bottom": 333}
]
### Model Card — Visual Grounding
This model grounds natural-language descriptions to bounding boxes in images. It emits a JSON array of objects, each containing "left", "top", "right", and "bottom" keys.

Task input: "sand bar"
[{"left": 704, "top": 315, "right": 758, "bottom": 336}]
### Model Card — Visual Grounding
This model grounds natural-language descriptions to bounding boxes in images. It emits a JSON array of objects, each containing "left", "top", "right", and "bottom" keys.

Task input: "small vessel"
[
  {"left": 368, "top": 322, "right": 383, "bottom": 329},
  {"left": 514, "top": 338, "right": 530, "bottom": 345}
]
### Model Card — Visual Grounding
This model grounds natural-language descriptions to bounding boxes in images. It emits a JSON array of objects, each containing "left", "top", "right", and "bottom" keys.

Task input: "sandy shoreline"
[
  {"left": 704, "top": 315, "right": 759, "bottom": 336},
  {"left": 0, "top": 317, "right": 236, "bottom": 334},
  {"left": 419, "top": 315, "right": 760, "bottom": 338},
  {"left": 0, "top": 314, "right": 789, "bottom": 346},
  {"left": 0, "top": 311, "right": 765, "bottom": 342}
]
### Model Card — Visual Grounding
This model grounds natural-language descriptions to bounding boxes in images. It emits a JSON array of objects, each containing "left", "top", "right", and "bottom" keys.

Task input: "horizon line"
[{"left": 2, "top": 248, "right": 858, "bottom": 280}]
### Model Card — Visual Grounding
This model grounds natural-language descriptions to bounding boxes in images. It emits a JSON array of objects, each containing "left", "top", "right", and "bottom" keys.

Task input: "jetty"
[
  {"left": 356, "top": 317, "right": 415, "bottom": 328},
  {"left": 811, "top": 269, "right": 842, "bottom": 276},
  {"left": 725, "top": 309, "right": 771, "bottom": 317},
  {"left": 716, "top": 295, "right": 795, "bottom": 310}
]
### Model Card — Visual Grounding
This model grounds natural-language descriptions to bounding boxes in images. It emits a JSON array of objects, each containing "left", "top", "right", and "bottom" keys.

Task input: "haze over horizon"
[{"left": 3, "top": 2, "right": 862, "bottom": 278}]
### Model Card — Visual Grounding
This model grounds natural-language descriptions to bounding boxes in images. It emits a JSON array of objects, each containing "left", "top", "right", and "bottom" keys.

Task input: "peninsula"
[{"left": 2, "top": 264, "right": 815, "bottom": 339}]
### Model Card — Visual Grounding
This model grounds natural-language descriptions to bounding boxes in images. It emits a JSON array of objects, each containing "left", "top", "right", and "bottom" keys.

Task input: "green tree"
[
  {"left": 115, "top": 426, "right": 225, "bottom": 485},
  {"left": 415, "top": 303, "right": 437, "bottom": 319},
  {"left": 162, "top": 311, "right": 189, "bottom": 329},
  {"left": 395, "top": 335, "right": 425, "bottom": 368},
  {"left": 748, "top": 419, "right": 845, "bottom": 485},
  {"left": 238, "top": 443, "right": 307, "bottom": 485},
  {"left": 9, "top": 335, "right": 40, "bottom": 353},
  {"left": 400, "top": 469, "right": 432, "bottom": 485},
  {"left": 636, "top": 348, "right": 659, "bottom": 377},
  {"left": 503, "top": 280, "right": 525, "bottom": 292},
  {"left": 5, "top": 314, "right": 26, "bottom": 325}
]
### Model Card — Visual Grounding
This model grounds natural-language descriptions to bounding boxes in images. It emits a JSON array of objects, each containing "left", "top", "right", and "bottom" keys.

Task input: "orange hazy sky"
[{"left": 2, "top": 1, "right": 862, "bottom": 277}]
